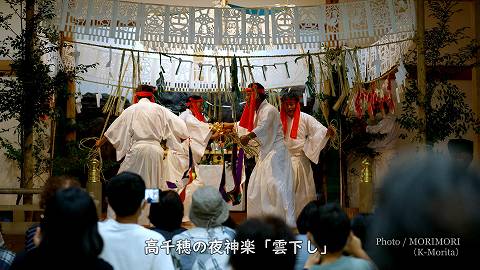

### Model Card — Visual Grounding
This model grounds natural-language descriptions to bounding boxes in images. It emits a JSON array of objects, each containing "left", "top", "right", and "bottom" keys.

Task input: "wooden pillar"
[
  {"left": 416, "top": 0, "right": 427, "bottom": 148},
  {"left": 474, "top": 0, "right": 480, "bottom": 162},
  {"left": 60, "top": 33, "right": 77, "bottom": 142}
]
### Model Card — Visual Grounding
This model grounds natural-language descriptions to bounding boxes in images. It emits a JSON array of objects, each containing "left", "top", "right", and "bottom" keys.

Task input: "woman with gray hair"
[{"left": 171, "top": 186, "right": 235, "bottom": 270}]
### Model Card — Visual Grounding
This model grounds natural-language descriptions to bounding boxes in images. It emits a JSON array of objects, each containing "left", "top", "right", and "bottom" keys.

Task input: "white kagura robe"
[
  {"left": 163, "top": 109, "right": 212, "bottom": 186},
  {"left": 241, "top": 100, "right": 296, "bottom": 227},
  {"left": 163, "top": 109, "right": 212, "bottom": 222},
  {"left": 179, "top": 109, "right": 212, "bottom": 164},
  {"left": 366, "top": 114, "right": 399, "bottom": 190},
  {"left": 284, "top": 112, "right": 328, "bottom": 218},
  {"left": 105, "top": 98, "right": 188, "bottom": 190}
]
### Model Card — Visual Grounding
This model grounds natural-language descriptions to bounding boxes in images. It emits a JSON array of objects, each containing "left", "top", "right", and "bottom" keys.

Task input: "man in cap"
[
  {"left": 224, "top": 83, "right": 296, "bottom": 227},
  {"left": 280, "top": 89, "right": 334, "bottom": 218},
  {"left": 171, "top": 186, "right": 235, "bottom": 270}
]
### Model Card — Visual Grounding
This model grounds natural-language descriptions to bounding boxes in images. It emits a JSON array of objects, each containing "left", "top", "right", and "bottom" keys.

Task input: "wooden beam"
[{"left": 0, "top": 60, "right": 14, "bottom": 76}]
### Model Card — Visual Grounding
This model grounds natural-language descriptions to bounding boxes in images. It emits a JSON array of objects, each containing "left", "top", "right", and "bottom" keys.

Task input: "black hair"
[
  {"left": 308, "top": 203, "right": 350, "bottom": 253},
  {"left": 447, "top": 138, "right": 473, "bottom": 155},
  {"left": 296, "top": 200, "right": 321, "bottom": 234},
  {"left": 106, "top": 172, "right": 146, "bottom": 217},
  {"left": 40, "top": 187, "right": 103, "bottom": 260},
  {"left": 248, "top": 82, "right": 264, "bottom": 90},
  {"left": 351, "top": 213, "right": 373, "bottom": 249},
  {"left": 447, "top": 138, "right": 473, "bottom": 169},
  {"left": 137, "top": 84, "right": 155, "bottom": 93},
  {"left": 280, "top": 89, "right": 301, "bottom": 101},
  {"left": 187, "top": 95, "right": 203, "bottom": 102},
  {"left": 247, "top": 82, "right": 267, "bottom": 101},
  {"left": 230, "top": 216, "right": 296, "bottom": 270},
  {"left": 149, "top": 190, "right": 184, "bottom": 232},
  {"left": 40, "top": 175, "right": 81, "bottom": 209},
  {"left": 186, "top": 95, "right": 203, "bottom": 109},
  {"left": 221, "top": 215, "right": 237, "bottom": 230},
  {"left": 368, "top": 154, "right": 480, "bottom": 270}
]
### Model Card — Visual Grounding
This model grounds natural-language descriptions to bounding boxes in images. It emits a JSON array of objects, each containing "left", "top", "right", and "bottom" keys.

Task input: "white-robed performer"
[
  {"left": 163, "top": 95, "right": 221, "bottom": 186},
  {"left": 225, "top": 83, "right": 296, "bottom": 226},
  {"left": 366, "top": 103, "right": 399, "bottom": 190},
  {"left": 163, "top": 95, "right": 221, "bottom": 221},
  {"left": 179, "top": 95, "right": 220, "bottom": 164},
  {"left": 280, "top": 90, "right": 334, "bottom": 218},
  {"left": 96, "top": 85, "right": 188, "bottom": 190}
]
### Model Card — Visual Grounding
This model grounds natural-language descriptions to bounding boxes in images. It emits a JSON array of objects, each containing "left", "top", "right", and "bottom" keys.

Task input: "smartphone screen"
[{"left": 145, "top": 189, "right": 160, "bottom": 203}]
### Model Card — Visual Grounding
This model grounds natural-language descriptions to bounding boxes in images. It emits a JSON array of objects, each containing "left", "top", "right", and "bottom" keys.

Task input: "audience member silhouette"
[
  {"left": 11, "top": 188, "right": 112, "bottom": 270},
  {"left": 230, "top": 216, "right": 296, "bottom": 270},
  {"left": 368, "top": 154, "right": 480, "bottom": 270}
]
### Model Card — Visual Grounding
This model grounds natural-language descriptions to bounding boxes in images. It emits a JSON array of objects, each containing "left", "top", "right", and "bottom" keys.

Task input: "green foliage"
[
  {"left": 398, "top": 1, "right": 480, "bottom": 145},
  {"left": 0, "top": 136, "right": 21, "bottom": 167},
  {"left": 51, "top": 142, "right": 117, "bottom": 181},
  {"left": 0, "top": 0, "right": 96, "bottom": 179},
  {"left": 341, "top": 116, "right": 386, "bottom": 159},
  {"left": 314, "top": 95, "right": 384, "bottom": 159}
]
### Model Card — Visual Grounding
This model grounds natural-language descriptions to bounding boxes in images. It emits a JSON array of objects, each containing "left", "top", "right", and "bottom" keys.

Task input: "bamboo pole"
[{"left": 416, "top": 0, "right": 427, "bottom": 148}]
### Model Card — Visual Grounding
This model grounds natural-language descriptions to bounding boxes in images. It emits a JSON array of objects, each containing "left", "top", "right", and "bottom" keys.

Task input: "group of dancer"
[{"left": 96, "top": 83, "right": 334, "bottom": 227}]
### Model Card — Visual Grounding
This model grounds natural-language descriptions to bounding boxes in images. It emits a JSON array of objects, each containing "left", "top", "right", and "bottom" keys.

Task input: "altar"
[{"left": 181, "top": 149, "right": 246, "bottom": 223}]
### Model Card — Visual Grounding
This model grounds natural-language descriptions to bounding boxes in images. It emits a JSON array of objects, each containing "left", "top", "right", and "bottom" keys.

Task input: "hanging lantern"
[
  {"left": 87, "top": 158, "right": 102, "bottom": 216},
  {"left": 361, "top": 158, "right": 372, "bottom": 183},
  {"left": 88, "top": 158, "right": 100, "bottom": 182},
  {"left": 359, "top": 157, "right": 374, "bottom": 213}
]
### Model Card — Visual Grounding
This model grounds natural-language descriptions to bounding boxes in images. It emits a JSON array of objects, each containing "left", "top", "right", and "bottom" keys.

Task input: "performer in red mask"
[
  {"left": 224, "top": 83, "right": 297, "bottom": 227},
  {"left": 95, "top": 84, "right": 188, "bottom": 225},
  {"left": 185, "top": 95, "right": 205, "bottom": 122},
  {"left": 280, "top": 89, "right": 334, "bottom": 217},
  {"left": 178, "top": 95, "right": 221, "bottom": 163},
  {"left": 132, "top": 84, "right": 156, "bottom": 103}
]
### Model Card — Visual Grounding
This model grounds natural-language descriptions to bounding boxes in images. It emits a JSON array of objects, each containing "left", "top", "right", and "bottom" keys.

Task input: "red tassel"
[
  {"left": 385, "top": 78, "right": 395, "bottom": 113},
  {"left": 280, "top": 103, "right": 288, "bottom": 137},
  {"left": 289, "top": 103, "right": 300, "bottom": 139},
  {"left": 354, "top": 90, "right": 363, "bottom": 118},
  {"left": 280, "top": 100, "right": 301, "bottom": 139},
  {"left": 239, "top": 91, "right": 256, "bottom": 132},
  {"left": 188, "top": 101, "right": 205, "bottom": 122},
  {"left": 134, "top": 91, "right": 154, "bottom": 103}
]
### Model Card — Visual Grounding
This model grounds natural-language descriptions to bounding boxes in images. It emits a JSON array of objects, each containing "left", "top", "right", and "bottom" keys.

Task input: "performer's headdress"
[
  {"left": 133, "top": 84, "right": 156, "bottom": 103},
  {"left": 239, "top": 83, "right": 265, "bottom": 132},
  {"left": 280, "top": 88, "right": 301, "bottom": 139},
  {"left": 186, "top": 95, "right": 205, "bottom": 122}
]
